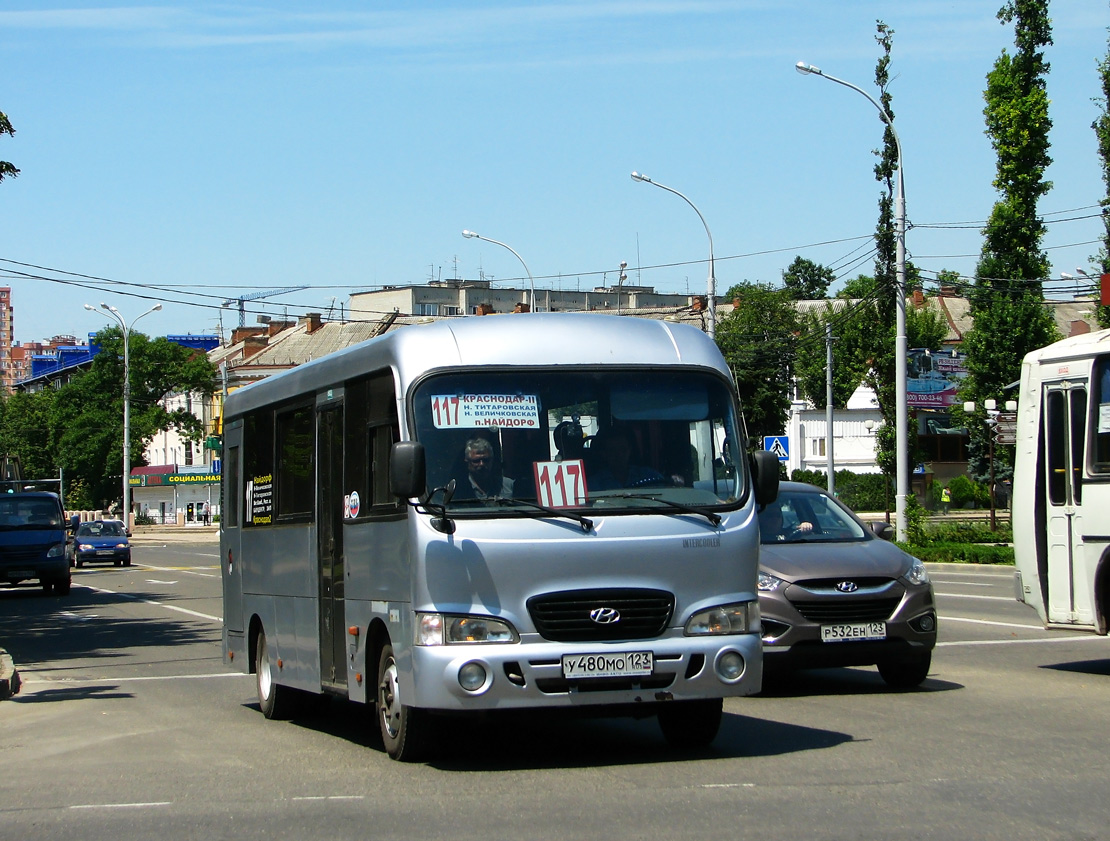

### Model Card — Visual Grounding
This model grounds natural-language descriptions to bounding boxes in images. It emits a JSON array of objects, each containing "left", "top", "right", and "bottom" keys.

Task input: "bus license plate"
[
  {"left": 562, "top": 651, "right": 653, "bottom": 679},
  {"left": 820, "top": 622, "right": 886, "bottom": 643}
]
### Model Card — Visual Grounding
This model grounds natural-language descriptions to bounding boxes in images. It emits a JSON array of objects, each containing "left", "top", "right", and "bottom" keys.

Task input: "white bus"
[
  {"left": 221, "top": 313, "right": 779, "bottom": 760},
  {"left": 1013, "top": 328, "right": 1110, "bottom": 634}
]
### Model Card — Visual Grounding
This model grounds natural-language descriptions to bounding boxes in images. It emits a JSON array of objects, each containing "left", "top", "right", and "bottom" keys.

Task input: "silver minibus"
[{"left": 221, "top": 313, "right": 778, "bottom": 760}]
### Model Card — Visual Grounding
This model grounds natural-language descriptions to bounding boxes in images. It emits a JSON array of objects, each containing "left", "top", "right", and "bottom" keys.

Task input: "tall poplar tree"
[
  {"left": 0, "top": 110, "right": 17, "bottom": 183},
  {"left": 1093, "top": 23, "right": 1110, "bottom": 329},
  {"left": 960, "top": 0, "right": 1059, "bottom": 478}
]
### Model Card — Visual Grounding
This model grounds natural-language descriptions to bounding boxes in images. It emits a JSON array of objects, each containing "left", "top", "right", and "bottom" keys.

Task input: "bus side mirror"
[
  {"left": 751, "top": 450, "right": 780, "bottom": 507},
  {"left": 390, "top": 442, "right": 426, "bottom": 499}
]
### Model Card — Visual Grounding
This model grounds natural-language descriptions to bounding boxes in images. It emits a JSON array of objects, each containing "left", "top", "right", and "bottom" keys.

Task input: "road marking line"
[
  {"left": 69, "top": 802, "right": 172, "bottom": 810},
  {"left": 934, "top": 592, "right": 1015, "bottom": 602},
  {"left": 941, "top": 616, "right": 1045, "bottom": 630},
  {"left": 22, "top": 672, "right": 245, "bottom": 685},
  {"left": 136, "top": 563, "right": 218, "bottom": 578},
  {"left": 937, "top": 635, "right": 1105, "bottom": 647},
  {"left": 84, "top": 585, "right": 221, "bottom": 622},
  {"left": 291, "top": 795, "right": 366, "bottom": 801}
]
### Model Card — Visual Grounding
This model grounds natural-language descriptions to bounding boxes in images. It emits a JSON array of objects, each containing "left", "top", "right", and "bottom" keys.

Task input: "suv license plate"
[
  {"left": 820, "top": 622, "right": 886, "bottom": 643},
  {"left": 562, "top": 651, "right": 653, "bottom": 679}
]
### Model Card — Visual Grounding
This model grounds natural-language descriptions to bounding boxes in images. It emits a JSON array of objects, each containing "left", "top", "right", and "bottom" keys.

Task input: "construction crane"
[{"left": 222, "top": 286, "right": 309, "bottom": 327}]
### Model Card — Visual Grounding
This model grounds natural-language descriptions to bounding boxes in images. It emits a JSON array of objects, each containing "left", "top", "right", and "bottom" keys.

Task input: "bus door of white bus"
[
  {"left": 317, "top": 398, "right": 347, "bottom": 690},
  {"left": 221, "top": 421, "right": 244, "bottom": 638},
  {"left": 1043, "top": 381, "right": 1093, "bottom": 625}
]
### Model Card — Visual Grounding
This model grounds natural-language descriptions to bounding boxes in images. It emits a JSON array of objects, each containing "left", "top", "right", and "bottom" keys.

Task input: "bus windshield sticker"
[
  {"left": 247, "top": 475, "right": 273, "bottom": 525},
  {"left": 534, "top": 459, "right": 587, "bottom": 508},
  {"left": 430, "top": 394, "right": 540, "bottom": 429}
]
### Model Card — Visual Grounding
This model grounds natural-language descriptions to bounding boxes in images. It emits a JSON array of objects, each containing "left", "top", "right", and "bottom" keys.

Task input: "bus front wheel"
[{"left": 376, "top": 643, "right": 430, "bottom": 762}]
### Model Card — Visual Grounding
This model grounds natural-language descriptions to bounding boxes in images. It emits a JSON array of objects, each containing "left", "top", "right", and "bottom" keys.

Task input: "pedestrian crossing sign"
[{"left": 764, "top": 436, "right": 789, "bottom": 461}]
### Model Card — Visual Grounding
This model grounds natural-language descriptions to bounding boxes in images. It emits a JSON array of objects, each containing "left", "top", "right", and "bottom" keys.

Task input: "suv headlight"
[
  {"left": 685, "top": 601, "right": 759, "bottom": 635},
  {"left": 417, "top": 613, "right": 519, "bottom": 646},
  {"left": 905, "top": 558, "right": 930, "bottom": 586},
  {"left": 758, "top": 570, "right": 786, "bottom": 592}
]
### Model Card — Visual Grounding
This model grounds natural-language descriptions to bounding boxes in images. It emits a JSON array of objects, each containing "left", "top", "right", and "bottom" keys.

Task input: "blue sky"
[{"left": 1, "top": 1, "right": 1107, "bottom": 344}]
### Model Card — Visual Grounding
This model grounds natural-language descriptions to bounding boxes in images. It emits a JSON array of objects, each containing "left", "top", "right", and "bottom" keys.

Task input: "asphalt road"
[{"left": 2, "top": 544, "right": 1108, "bottom": 841}]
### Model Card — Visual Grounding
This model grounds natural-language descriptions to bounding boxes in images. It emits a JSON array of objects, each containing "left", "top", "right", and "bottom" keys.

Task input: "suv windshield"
[{"left": 411, "top": 368, "right": 747, "bottom": 514}]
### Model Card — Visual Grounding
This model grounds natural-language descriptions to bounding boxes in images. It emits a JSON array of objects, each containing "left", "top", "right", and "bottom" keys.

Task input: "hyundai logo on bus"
[{"left": 589, "top": 607, "right": 621, "bottom": 624}]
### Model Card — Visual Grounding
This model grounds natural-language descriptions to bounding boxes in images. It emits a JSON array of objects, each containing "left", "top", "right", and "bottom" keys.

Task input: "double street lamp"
[
  {"left": 461, "top": 230, "right": 537, "bottom": 313},
  {"left": 796, "top": 60, "right": 910, "bottom": 542},
  {"left": 630, "top": 172, "right": 717, "bottom": 340},
  {"left": 85, "top": 302, "right": 162, "bottom": 525}
]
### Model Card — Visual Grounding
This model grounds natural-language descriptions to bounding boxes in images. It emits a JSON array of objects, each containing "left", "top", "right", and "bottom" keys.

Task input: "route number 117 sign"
[{"left": 533, "top": 459, "right": 588, "bottom": 508}]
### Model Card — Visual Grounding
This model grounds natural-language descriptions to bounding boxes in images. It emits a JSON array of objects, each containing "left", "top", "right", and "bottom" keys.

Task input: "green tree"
[
  {"left": 781, "top": 256, "right": 836, "bottom": 300},
  {"left": 1093, "top": 23, "right": 1110, "bottom": 328},
  {"left": 0, "top": 389, "right": 58, "bottom": 479},
  {"left": 837, "top": 274, "right": 876, "bottom": 300},
  {"left": 717, "top": 282, "right": 799, "bottom": 443},
  {"left": 52, "top": 328, "right": 217, "bottom": 506},
  {"left": 0, "top": 109, "right": 17, "bottom": 183},
  {"left": 961, "top": 0, "right": 1059, "bottom": 477}
]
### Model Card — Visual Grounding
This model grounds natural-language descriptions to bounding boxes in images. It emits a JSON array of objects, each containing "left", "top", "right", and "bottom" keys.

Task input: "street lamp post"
[
  {"left": 461, "top": 230, "right": 537, "bottom": 312},
  {"left": 630, "top": 172, "right": 717, "bottom": 340},
  {"left": 796, "top": 60, "right": 909, "bottom": 542},
  {"left": 85, "top": 302, "right": 162, "bottom": 526}
]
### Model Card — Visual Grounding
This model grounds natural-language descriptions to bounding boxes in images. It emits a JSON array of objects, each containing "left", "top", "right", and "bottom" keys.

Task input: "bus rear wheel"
[
  {"left": 376, "top": 643, "right": 430, "bottom": 762},
  {"left": 254, "top": 627, "right": 308, "bottom": 719},
  {"left": 657, "top": 697, "right": 723, "bottom": 749}
]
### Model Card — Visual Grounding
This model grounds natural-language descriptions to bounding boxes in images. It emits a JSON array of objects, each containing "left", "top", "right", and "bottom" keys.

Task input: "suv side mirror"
[
  {"left": 390, "top": 442, "right": 427, "bottom": 499},
  {"left": 871, "top": 521, "right": 894, "bottom": 541},
  {"left": 750, "top": 450, "right": 780, "bottom": 507}
]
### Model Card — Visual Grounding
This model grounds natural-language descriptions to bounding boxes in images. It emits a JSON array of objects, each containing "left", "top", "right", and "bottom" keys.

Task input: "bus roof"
[
  {"left": 1023, "top": 327, "right": 1110, "bottom": 367},
  {"left": 224, "top": 313, "right": 729, "bottom": 418}
]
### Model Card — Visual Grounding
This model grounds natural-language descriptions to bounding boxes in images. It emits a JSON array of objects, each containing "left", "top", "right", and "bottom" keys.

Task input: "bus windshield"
[{"left": 411, "top": 368, "right": 746, "bottom": 513}]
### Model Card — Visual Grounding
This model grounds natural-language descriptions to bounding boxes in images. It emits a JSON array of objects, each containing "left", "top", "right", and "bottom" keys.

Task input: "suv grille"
[
  {"left": 527, "top": 588, "right": 674, "bottom": 642},
  {"left": 790, "top": 598, "right": 901, "bottom": 623}
]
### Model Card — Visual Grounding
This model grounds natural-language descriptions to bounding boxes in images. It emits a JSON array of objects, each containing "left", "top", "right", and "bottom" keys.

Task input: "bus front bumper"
[{"left": 408, "top": 633, "right": 762, "bottom": 711}]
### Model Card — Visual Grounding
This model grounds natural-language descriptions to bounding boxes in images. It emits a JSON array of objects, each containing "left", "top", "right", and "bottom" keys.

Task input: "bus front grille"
[{"left": 527, "top": 588, "right": 674, "bottom": 642}]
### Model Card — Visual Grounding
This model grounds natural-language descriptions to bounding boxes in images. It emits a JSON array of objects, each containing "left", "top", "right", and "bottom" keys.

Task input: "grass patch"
[{"left": 898, "top": 541, "right": 1014, "bottom": 565}]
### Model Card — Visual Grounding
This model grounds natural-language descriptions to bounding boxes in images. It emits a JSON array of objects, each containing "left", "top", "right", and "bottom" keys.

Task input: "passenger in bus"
[
  {"left": 588, "top": 428, "right": 665, "bottom": 491},
  {"left": 454, "top": 437, "right": 514, "bottom": 501}
]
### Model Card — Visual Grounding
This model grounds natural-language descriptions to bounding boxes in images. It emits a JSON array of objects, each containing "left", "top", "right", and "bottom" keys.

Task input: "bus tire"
[
  {"left": 657, "top": 697, "right": 723, "bottom": 749},
  {"left": 877, "top": 651, "right": 931, "bottom": 688},
  {"left": 376, "top": 643, "right": 429, "bottom": 762},
  {"left": 254, "top": 627, "right": 305, "bottom": 720}
]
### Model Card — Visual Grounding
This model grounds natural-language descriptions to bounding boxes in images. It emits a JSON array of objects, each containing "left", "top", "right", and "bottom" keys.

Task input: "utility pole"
[{"left": 826, "top": 323, "right": 836, "bottom": 497}]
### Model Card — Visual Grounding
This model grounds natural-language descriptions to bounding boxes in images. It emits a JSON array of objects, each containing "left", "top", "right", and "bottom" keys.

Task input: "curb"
[{"left": 0, "top": 647, "right": 20, "bottom": 700}]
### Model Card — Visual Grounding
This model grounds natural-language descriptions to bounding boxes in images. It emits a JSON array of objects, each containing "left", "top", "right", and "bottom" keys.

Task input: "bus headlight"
[
  {"left": 685, "top": 602, "right": 759, "bottom": 636},
  {"left": 48, "top": 543, "right": 66, "bottom": 558},
  {"left": 417, "top": 613, "right": 519, "bottom": 646}
]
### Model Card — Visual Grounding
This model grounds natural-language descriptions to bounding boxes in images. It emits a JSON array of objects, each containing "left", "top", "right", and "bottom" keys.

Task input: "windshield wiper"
[
  {"left": 595, "top": 493, "right": 721, "bottom": 526},
  {"left": 493, "top": 497, "right": 594, "bottom": 532}
]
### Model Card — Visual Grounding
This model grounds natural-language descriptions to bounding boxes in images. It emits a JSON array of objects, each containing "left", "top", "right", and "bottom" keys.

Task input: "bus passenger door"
[
  {"left": 221, "top": 423, "right": 244, "bottom": 636},
  {"left": 1043, "top": 382, "right": 1093, "bottom": 626},
  {"left": 317, "top": 403, "right": 347, "bottom": 689}
]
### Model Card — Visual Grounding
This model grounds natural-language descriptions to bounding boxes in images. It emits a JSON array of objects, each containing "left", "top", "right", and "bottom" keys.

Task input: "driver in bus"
[{"left": 454, "top": 437, "right": 514, "bottom": 501}]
